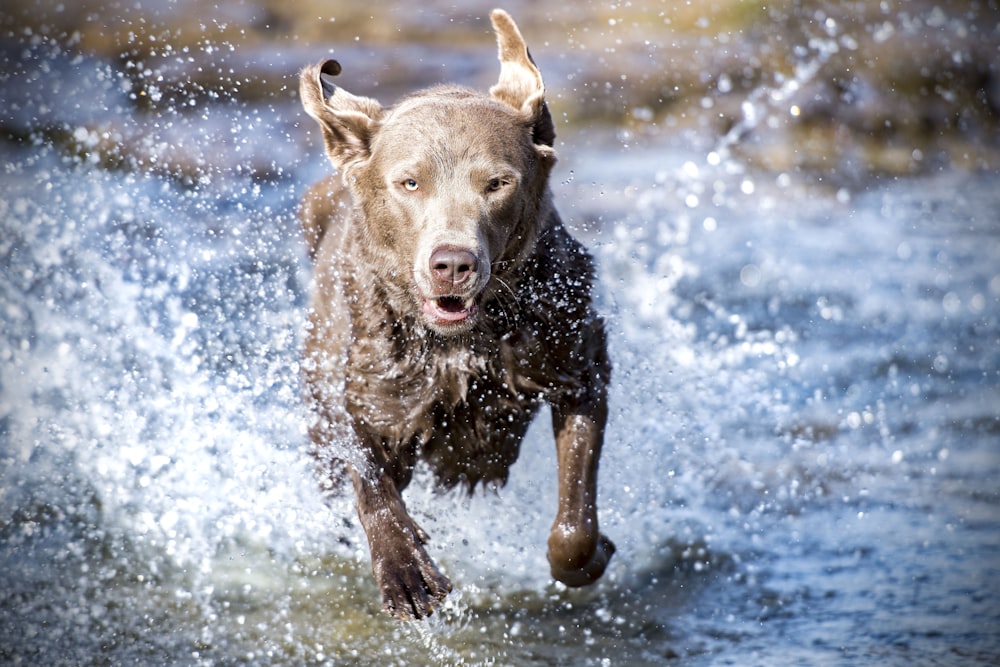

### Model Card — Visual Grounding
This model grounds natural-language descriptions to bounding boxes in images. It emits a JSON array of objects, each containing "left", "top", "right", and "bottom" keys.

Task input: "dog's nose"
[{"left": 430, "top": 246, "right": 478, "bottom": 286}]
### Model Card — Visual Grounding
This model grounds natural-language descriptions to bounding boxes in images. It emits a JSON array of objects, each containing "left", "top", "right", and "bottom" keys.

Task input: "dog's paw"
[
  {"left": 372, "top": 538, "right": 452, "bottom": 620},
  {"left": 548, "top": 531, "right": 615, "bottom": 588}
]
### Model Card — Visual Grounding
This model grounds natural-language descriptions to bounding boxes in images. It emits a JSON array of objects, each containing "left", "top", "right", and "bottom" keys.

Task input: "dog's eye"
[
  {"left": 402, "top": 179, "right": 419, "bottom": 192},
  {"left": 487, "top": 178, "right": 506, "bottom": 192}
]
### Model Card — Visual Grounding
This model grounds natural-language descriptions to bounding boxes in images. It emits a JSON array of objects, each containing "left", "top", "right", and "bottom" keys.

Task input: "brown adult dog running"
[{"left": 298, "top": 9, "right": 614, "bottom": 620}]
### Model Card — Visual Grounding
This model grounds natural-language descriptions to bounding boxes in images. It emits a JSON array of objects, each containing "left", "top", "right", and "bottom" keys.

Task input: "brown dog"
[{"left": 298, "top": 9, "right": 613, "bottom": 620}]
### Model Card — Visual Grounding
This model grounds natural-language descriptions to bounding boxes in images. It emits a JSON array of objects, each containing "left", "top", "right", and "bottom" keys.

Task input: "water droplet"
[
  {"left": 740, "top": 264, "right": 761, "bottom": 287},
  {"left": 942, "top": 292, "right": 961, "bottom": 315}
]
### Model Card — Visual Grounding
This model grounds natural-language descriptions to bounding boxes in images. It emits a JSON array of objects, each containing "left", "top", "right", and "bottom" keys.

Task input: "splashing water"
[{"left": 714, "top": 12, "right": 843, "bottom": 161}]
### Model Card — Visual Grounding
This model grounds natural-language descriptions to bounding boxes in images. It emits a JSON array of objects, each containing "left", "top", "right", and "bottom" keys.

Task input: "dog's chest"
[
  {"left": 347, "top": 336, "right": 534, "bottom": 428},
  {"left": 345, "top": 333, "right": 543, "bottom": 487}
]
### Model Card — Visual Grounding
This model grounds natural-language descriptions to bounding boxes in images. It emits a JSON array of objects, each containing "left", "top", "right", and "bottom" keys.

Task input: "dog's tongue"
[{"left": 424, "top": 296, "right": 472, "bottom": 322}]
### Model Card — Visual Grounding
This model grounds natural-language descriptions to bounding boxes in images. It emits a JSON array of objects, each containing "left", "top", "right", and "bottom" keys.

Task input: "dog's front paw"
[
  {"left": 548, "top": 530, "right": 615, "bottom": 588},
  {"left": 371, "top": 534, "right": 452, "bottom": 620}
]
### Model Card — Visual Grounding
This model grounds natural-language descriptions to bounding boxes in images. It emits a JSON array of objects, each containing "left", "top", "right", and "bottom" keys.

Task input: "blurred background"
[{"left": 4, "top": 0, "right": 999, "bottom": 181}]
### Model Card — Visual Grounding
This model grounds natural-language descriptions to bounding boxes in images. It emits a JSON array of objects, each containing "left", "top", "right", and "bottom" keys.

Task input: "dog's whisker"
[
  {"left": 493, "top": 275, "right": 517, "bottom": 300},
  {"left": 484, "top": 275, "right": 519, "bottom": 328}
]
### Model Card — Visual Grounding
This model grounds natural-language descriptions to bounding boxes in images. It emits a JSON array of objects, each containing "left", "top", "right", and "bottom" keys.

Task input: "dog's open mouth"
[{"left": 422, "top": 295, "right": 479, "bottom": 325}]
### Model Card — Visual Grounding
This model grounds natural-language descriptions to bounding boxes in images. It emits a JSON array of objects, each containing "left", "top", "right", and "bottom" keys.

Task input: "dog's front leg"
[
  {"left": 547, "top": 398, "right": 615, "bottom": 587},
  {"left": 351, "top": 460, "right": 452, "bottom": 620}
]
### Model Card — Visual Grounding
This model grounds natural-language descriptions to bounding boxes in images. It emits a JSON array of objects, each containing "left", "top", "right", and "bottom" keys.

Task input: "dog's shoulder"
[
  {"left": 299, "top": 173, "right": 352, "bottom": 262},
  {"left": 524, "top": 217, "right": 599, "bottom": 316}
]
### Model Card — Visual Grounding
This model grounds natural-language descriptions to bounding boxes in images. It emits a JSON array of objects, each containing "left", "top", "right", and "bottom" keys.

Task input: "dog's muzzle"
[{"left": 420, "top": 245, "right": 485, "bottom": 329}]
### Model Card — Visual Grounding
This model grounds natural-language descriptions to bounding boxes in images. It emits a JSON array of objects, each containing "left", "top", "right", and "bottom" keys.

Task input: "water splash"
[{"left": 713, "top": 13, "right": 845, "bottom": 164}]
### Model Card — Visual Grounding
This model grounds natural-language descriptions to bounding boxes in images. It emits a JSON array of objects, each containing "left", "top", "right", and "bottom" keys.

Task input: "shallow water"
[{"left": 2, "top": 4, "right": 1000, "bottom": 666}]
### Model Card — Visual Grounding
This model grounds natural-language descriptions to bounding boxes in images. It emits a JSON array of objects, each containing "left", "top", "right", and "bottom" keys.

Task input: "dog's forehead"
[{"left": 373, "top": 92, "right": 530, "bottom": 162}]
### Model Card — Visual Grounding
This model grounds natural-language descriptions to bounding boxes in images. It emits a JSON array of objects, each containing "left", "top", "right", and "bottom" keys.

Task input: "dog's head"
[{"left": 300, "top": 10, "right": 557, "bottom": 335}]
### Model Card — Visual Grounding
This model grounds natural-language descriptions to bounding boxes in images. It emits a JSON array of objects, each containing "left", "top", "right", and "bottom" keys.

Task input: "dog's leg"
[
  {"left": 351, "top": 456, "right": 452, "bottom": 620},
  {"left": 548, "top": 402, "right": 616, "bottom": 587},
  {"left": 307, "top": 395, "right": 452, "bottom": 620},
  {"left": 546, "top": 320, "right": 615, "bottom": 587},
  {"left": 304, "top": 307, "right": 450, "bottom": 619}
]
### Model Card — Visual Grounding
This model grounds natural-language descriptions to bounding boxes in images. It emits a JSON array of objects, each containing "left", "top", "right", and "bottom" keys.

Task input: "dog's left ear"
[{"left": 489, "top": 9, "right": 556, "bottom": 147}]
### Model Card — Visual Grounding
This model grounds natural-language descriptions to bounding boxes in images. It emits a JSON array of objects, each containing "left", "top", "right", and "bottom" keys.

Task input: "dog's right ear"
[{"left": 299, "top": 60, "right": 383, "bottom": 169}]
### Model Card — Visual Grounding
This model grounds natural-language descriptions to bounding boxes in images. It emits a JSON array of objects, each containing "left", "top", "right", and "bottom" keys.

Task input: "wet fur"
[{"left": 299, "top": 9, "right": 613, "bottom": 619}]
